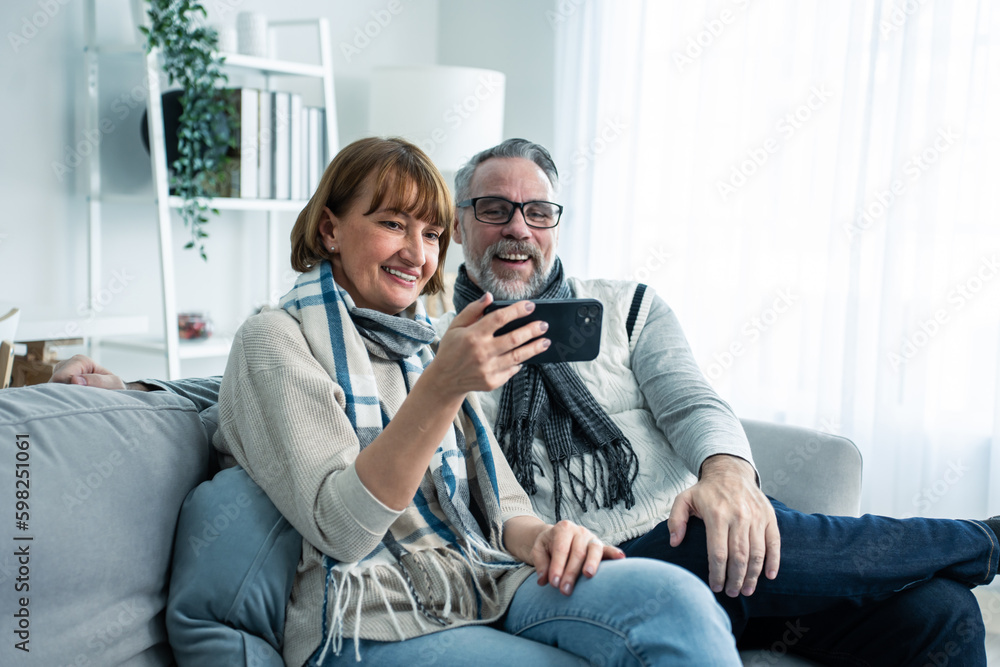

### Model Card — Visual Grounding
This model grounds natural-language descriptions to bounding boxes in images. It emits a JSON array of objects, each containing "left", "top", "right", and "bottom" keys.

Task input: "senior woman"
[{"left": 173, "top": 137, "right": 739, "bottom": 666}]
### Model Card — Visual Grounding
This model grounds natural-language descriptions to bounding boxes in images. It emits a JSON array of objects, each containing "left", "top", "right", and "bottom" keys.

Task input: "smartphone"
[{"left": 484, "top": 298, "right": 603, "bottom": 364}]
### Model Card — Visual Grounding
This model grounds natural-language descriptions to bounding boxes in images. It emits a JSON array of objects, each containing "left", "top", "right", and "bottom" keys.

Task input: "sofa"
[{"left": 0, "top": 382, "right": 862, "bottom": 666}]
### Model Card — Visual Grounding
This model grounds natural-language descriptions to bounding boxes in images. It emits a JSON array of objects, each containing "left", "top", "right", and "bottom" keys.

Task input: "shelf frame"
[{"left": 83, "top": 5, "right": 338, "bottom": 379}]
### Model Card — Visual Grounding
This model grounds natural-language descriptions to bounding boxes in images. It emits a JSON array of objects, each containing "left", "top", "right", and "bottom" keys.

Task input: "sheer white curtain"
[{"left": 554, "top": 0, "right": 1000, "bottom": 518}]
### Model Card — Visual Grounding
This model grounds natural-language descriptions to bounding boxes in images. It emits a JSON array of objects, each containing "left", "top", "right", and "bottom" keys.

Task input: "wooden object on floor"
[
  {"left": 9, "top": 338, "right": 84, "bottom": 388},
  {"left": 0, "top": 341, "right": 14, "bottom": 389}
]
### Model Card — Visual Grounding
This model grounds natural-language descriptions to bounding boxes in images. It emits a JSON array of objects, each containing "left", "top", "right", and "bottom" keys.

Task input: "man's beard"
[{"left": 463, "top": 238, "right": 553, "bottom": 300}]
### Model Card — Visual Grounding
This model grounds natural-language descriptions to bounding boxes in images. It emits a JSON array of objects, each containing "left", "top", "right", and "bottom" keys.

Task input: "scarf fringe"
[
  {"left": 317, "top": 544, "right": 519, "bottom": 662},
  {"left": 550, "top": 438, "right": 639, "bottom": 521},
  {"left": 455, "top": 261, "right": 641, "bottom": 522}
]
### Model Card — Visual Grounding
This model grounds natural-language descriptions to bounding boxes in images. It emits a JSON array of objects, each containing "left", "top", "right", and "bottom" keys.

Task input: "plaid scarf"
[
  {"left": 281, "top": 261, "right": 522, "bottom": 661},
  {"left": 453, "top": 259, "right": 638, "bottom": 521}
]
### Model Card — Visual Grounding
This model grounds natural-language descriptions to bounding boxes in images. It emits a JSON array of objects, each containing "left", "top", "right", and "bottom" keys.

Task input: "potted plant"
[{"left": 138, "top": 0, "right": 233, "bottom": 260}]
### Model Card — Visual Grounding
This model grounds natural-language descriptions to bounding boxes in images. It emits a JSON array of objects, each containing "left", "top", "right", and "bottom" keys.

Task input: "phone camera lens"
[
  {"left": 577, "top": 306, "right": 588, "bottom": 318},
  {"left": 588, "top": 306, "right": 600, "bottom": 318}
]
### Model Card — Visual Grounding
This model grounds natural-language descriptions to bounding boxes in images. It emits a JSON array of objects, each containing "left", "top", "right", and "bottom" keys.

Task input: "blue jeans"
[
  {"left": 620, "top": 498, "right": 998, "bottom": 666},
  {"left": 167, "top": 469, "right": 739, "bottom": 666},
  {"left": 168, "top": 471, "right": 997, "bottom": 667},
  {"left": 308, "top": 558, "right": 740, "bottom": 667}
]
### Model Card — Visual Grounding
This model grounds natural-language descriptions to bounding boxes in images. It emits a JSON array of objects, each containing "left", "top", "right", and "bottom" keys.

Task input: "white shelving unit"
[{"left": 83, "top": 2, "right": 338, "bottom": 379}]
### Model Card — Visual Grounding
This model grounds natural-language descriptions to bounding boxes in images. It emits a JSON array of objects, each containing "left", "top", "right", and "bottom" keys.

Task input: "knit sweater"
[
  {"left": 215, "top": 308, "right": 536, "bottom": 667},
  {"left": 437, "top": 278, "right": 755, "bottom": 546}
]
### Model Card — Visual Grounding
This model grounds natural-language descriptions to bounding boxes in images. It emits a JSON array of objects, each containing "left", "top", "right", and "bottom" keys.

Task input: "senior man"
[
  {"left": 440, "top": 139, "right": 996, "bottom": 665},
  {"left": 55, "top": 139, "right": 999, "bottom": 666}
]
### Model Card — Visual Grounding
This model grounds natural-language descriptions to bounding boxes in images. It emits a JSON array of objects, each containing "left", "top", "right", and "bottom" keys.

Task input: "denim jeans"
[
  {"left": 309, "top": 558, "right": 741, "bottom": 667},
  {"left": 620, "top": 498, "right": 998, "bottom": 666},
  {"left": 170, "top": 469, "right": 740, "bottom": 666},
  {"left": 169, "top": 471, "right": 998, "bottom": 667}
]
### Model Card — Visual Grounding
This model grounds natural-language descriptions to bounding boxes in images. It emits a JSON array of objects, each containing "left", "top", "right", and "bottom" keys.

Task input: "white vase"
[
  {"left": 215, "top": 24, "right": 238, "bottom": 54},
  {"left": 237, "top": 12, "right": 268, "bottom": 58}
]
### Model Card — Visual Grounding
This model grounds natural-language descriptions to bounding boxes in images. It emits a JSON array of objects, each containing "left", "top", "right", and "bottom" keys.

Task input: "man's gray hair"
[{"left": 454, "top": 138, "right": 559, "bottom": 202}]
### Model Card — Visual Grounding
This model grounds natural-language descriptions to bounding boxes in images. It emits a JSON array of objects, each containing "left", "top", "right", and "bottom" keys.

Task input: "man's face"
[{"left": 454, "top": 157, "right": 560, "bottom": 300}]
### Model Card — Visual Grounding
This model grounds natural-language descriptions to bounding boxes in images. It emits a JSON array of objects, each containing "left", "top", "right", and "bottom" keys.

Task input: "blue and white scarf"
[{"left": 280, "top": 262, "right": 522, "bottom": 661}]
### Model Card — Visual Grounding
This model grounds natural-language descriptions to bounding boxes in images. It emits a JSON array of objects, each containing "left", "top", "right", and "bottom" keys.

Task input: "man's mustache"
[{"left": 488, "top": 240, "right": 542, "bottom": 264}]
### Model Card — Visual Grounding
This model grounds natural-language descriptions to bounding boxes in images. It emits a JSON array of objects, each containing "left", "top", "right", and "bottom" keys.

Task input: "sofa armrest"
[{"left": 741, "top": 418, "right": 863, "bottom": 517}]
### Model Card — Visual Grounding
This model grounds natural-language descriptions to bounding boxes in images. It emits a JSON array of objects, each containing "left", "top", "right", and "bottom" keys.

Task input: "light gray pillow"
[{"left": 0, "top": 384, "right": 211, "bottom": 666}]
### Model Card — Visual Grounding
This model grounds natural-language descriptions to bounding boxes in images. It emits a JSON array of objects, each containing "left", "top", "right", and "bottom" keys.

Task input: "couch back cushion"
[{"left": 0, "top": 384, "right": 211, "bottom": 666}]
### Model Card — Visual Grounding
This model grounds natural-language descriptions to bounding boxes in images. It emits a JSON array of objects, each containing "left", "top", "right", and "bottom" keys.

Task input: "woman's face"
[{"left": 320, "top": 177, "right": 444, "bottom": 314}]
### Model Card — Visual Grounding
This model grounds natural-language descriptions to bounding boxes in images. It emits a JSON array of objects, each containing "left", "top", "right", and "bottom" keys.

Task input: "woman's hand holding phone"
[{"left": 428, "top": 293, "right": 551, "bottom": 397}]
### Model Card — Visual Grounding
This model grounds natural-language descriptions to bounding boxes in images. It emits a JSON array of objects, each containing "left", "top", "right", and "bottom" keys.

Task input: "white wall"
[
  {"left": 437, "top": 0, "right": 556, "bottom": 150},
  {"left": 0, "top": 0, "right": 553, "bottom": 380}
]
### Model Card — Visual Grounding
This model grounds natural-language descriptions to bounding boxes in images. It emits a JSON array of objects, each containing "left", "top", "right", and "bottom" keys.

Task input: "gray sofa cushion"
[{"left": 0, "top": 384, "right": 211, "bottom": 666}]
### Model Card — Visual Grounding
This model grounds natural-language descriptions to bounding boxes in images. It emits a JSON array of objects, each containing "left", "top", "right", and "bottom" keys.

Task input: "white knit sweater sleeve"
[{"left": 215, "top": 310, "right": 403, "bottom": 563}]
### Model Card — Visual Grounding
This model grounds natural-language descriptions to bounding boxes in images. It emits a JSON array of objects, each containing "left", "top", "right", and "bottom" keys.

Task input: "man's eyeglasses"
[{"left": 456, "top": 197, "right": 563, "bottom": 229}]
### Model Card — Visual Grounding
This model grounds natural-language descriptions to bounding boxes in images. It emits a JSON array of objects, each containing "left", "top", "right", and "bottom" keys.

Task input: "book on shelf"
[
  {"left": 201, "top": 88, "right": 259, "bottom": 199},
  {"left": 273, "top": 92, "right": 291, "bottom": 200},
  {"left": 306, "top": 107, "right": 319, "bottom": 195},
  {"left": 306, "top": 107, "right": 327, "bottom": 195},
  {"left": 290, "top": 94, "right": 303, "bottom": 201},
  {"left": 237, "top": 88, "right": 259, "bottom": 199},
  {"left": 198, "top": 89, "right": 326, "bottom": 201},
  {"left": 257, "top": 91, "right": 273, "bottom": 199},
  {"left": 300, "top": 103, "right": 310, "bottom": 199}
]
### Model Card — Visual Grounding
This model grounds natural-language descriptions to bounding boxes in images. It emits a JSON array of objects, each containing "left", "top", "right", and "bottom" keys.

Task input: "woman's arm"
[
  {"left": 351, "top": 294, "right": 550, "bottom": 510},
  {"left": 220, "top": 296, "right": 550, "bottom": 560},
  {"left": 503, "top": 516, "right": 625, "bottom": 596}
]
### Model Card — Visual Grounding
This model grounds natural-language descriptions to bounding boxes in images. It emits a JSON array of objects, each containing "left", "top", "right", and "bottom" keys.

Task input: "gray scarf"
[{"left": 453, "top": 259, "right": 638, "bottom": 520}]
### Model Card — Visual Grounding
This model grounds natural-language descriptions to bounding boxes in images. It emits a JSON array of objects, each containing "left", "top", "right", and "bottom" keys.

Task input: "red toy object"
[{"left": 178, "top": 312, "right": 213, "bottom": 340}]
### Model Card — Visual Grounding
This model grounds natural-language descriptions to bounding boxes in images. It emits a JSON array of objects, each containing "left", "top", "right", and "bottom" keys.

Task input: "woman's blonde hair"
[{"left": 290, "top": 136, "right": 454, "bottom": 295}]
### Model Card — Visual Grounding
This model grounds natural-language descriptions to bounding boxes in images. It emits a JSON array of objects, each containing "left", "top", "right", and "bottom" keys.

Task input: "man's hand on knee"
[{"left": 667, "top": 454, "right": 780, "bottom": 597}]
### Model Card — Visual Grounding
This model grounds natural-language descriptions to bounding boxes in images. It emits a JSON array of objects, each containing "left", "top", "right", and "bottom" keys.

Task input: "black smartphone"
[{"left": 484, "top": 298, "right": 603, "bottom": 364}]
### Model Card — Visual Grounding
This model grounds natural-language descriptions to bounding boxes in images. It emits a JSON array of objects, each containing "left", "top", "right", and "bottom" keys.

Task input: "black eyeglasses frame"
[{"left": 456, "top": 197, "right": 564, "bottom": 229}]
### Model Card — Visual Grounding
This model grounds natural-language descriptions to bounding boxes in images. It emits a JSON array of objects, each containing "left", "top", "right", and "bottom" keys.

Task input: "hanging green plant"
[{"left": 139, "top": 0, "right": 232, "bottom": 260}]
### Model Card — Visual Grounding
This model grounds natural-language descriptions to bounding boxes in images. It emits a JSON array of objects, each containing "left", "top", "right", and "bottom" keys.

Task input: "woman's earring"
[{"left": 330, "top": 246, "right": 335, "bottom": 252}]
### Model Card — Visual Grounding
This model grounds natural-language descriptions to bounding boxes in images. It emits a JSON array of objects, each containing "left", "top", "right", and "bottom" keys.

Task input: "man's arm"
[
  {"left": 631, "top": 294, "right": 779, "bottom": 598},
  {"left": 50, "top": 355, "right": 222, "bottom": 412}
]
